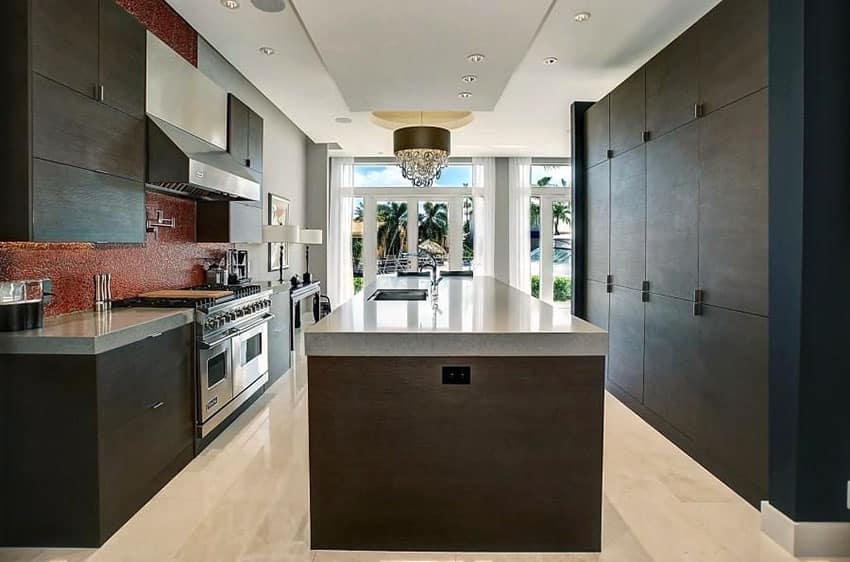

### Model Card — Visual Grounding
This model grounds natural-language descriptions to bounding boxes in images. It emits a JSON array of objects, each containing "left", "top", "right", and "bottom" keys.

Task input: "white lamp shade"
[
  {"left": 299, "top": 228, "right": 323, "bottom": 245},
  {"left": 262, "top": 224, "right": 301, "bottom": 243}
]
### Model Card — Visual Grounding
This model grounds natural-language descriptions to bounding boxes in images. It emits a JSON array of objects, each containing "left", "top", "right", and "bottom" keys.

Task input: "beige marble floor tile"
[{"left": 313, "top": 552, "right": 455, "bottom": 562}]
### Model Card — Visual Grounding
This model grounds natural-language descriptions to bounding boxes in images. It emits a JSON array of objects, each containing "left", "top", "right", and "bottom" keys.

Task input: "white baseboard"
[{"left": 761, "top": 501, "right": 850, "bottom": 558}]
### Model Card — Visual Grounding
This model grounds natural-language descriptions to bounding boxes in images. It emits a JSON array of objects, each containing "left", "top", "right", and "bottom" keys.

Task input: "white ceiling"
[{"left": 165, "top": 0, "right": 720, "bottom": 157}]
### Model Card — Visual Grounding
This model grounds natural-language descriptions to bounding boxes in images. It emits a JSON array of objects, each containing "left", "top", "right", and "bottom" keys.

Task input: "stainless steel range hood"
[{"left": 145, "top": 32, "right": 260, "bottom": 202}]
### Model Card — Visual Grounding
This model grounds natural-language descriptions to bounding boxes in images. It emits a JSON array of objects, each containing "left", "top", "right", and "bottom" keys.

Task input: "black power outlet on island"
[{"left": 442, "top": 366, "right": 471, "bottom": 385}]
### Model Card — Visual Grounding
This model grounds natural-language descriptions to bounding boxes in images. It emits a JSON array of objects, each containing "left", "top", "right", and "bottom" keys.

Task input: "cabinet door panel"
[
  {"left": 697, "top": 305, "right": 768, "bottom": 496},
  {"left": 269, "top": 290, "right": 292, "bottom": 384},
  {"left": 608, "top": 287, "right": 644, "bottom": 402},
  {"left": 646, "top": 28, "right": 698, "bottom": 138},
  {"left": 698, "top": 0, "right": 768, "bottom": 114},
  {"left": 584, "top": 97, "right": 609, "bottom": 169},
  {"left": 644, "top": 294, "right": 699, "bottom": 438},
  {"left": 586, "top": 162, "right": 610, "bottom": 283},
  {"left": 585, "top": 279, "right": 609, "bottom": 331},
  {"left": 32, "top": 159, "right": 144, "bottom": 243},
  {"left": 646, "top": 122, "right": 699, "bottom": 300},
  {"left": 610, "top": 146, "right": 646, "bottom": 290},
  {"left": 33, "top": 74, "right": 145, "bottom": 181},
  {"left": 99, "top": 0, "right": 146, "bottom": 118},
  {"left": 228, "top": 94, "right": 251, "bottom": 167},
  {"left": 699, "top": 90, "right": 768, "bottom": 316},
  {"left": 31, "top": 0, "right": 99, "bottom": 98},
  {"left": 248, "top": 109, "right": 264, "bottom": 174},
  {"left": 610, "top": 68, "right": 645, "bottom": 155}
]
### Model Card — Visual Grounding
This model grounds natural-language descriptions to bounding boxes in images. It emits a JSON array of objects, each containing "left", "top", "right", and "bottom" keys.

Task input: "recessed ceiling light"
[
  {"left": 335, "top": 117, "right": 353, "bottom": 124},
  {"left": 458, "top": 91, "right": 473, "bottom": 99},
  {"left": 466, "top": 53, "right": 485, "bottom": 63},
  {"left": 259, "top": 46, "right": 275, "bottom": 56},
  {"left": 251, "top": 0, "right": 286, "bottom": 12},
  {"left": 461, "top": 74, "right": 478, "bottom": 84},
  {"left": 543, "top": 56, "right": 559, "bottom": 65},
  {"left": 221, "top": 0, "right": 240, "bottom": 9},
  {"left": 574, "top": 11, "right": 591, "bottom": 22}
]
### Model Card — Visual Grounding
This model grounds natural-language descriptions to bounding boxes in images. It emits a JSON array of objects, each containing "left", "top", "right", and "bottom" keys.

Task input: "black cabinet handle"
[
  {"left": 694, "top": 103, "right": 705, "bottom": 119},
  {"left": 641, "top": 280, "right": 650, "bottom": 302},
  {"left": 245, "top": 158, "right": 251, "bottom": 167},
  {"left": 693, "top": 288, "right": 705, "bottom": 316},
  {"left": 150, "top": 401, "right": 165, "bottom": 410},
  {"left": 606, "top": 275, "right": 614, "bottom": 293}
]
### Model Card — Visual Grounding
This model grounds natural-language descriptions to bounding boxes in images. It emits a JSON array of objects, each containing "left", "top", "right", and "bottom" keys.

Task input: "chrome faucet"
[{"left": 419, "top": 249, "right": 441, "bottom": 289}]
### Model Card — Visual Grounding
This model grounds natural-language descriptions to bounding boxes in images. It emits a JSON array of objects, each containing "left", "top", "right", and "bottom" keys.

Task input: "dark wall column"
[
  {"left": 768, "top": 0, "right": 850, "bottom": 523},
  {"left": 570, "top": 101, "right": 593, "bottom": 318}
]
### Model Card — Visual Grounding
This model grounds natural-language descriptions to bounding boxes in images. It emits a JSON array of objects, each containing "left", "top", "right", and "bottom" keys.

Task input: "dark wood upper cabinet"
[
  {"left": 584, "top": 96, "right": 610, "bottom": 169},
  {"left": 197, "top": 201, "right": 262, "bottom": 244},
  {"left": 586, "top": 162, "right": 610, "bottom": 283},
  {"left": 697, "top": 0, "right": 768, "bottom": 114},
  {"left": 99, "top": 0, "right": 146, "bottom": 119},
  {"left": 607, "top": 286, "right": 645, "bottom": 402},
  {"left": 646, "top": 121, "right": 699, "bottom": 300},
  {"left": 609, "top": 67, "right": 646, "bottom": 156},
  {"left": 646, "top": 28, "right": 698, "bottom": 138},
  {"left": 32, "top": 159, "right": 144, "bottom": 243},
  {"left": 0, "top": 0, "right": 147, "bottom": 242},
  {"left": 644, "top": 294, "right": 699, "bottom": 439},
  {"left": 697, "top": 305, "right": 768, "bottom": 498},
  {"left": 32, "top": 74, "right": 145, "bottom": 182},
  {"left": 609, "top": 146, "right": 646, "bottom": 290},
  {"left": 699, "top": 89, "right": 769, "bottom": 316},
  {"left": 31, "top": 0, "right": 99, "bottom": 99},
  {"left": 248, "top": 110, "right": 264, "bottom": 174},
  {"left": 228, "top": 94, "right": 264, "bottom": 175}
]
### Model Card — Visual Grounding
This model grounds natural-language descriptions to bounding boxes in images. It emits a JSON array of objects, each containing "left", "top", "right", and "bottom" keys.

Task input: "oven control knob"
[
  {"left": 227, "top": 312, "right": 237, "bottom": 321},
  {"left": 205, "top": 319, "right": 215, "bottom": 329}
]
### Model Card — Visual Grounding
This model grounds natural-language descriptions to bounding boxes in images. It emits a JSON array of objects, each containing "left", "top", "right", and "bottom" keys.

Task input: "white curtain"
[
  {"left": 471, "top": 157, "right": 495, "bottom": 277},
  {"left": 327, "top": 157, "right": 355, "bottom": 309},
  {"left": 508, "top": 157, "right": 532, "bottom": 293}
]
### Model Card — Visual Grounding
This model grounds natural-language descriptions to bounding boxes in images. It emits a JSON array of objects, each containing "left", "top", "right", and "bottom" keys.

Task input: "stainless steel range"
[
  {"left": 116, "top": 284, "right": 274, "bottom": 440},
  {"left": 194, "top": 286, "right": 273, "bottom": 437}
]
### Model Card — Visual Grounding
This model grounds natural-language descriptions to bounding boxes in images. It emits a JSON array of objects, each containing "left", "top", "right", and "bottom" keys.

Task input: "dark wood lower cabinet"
[
  {"left": 607, "top": 286, "right": 645, "bottom": 402},
  {"left": 309, "top": 355, "right": 605, "bottom": 552},
  {"left": 0, "top": 325, "right": 194, "bottom": 547}
]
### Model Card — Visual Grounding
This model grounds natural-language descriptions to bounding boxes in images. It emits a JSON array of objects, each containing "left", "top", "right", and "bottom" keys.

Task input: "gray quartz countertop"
[
  {"left": 0, "top": 307, "right": 194, "bottom": 355},
  {"left": 304, "top": 276, "right": 607, "bottom": 357}
]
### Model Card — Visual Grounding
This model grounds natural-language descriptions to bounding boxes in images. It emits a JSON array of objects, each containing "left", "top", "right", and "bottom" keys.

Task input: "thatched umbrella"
[{"left": 419, "top": 239, "right": 446, "bottom": 256}]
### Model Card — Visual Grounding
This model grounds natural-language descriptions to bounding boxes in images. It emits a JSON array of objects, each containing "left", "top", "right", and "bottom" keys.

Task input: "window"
[
  {"left": 530, "top": 164, "right": 571, "bottom": 187},
  {"left": 354, "top": 164, "right": 472, "bottom": 188},
  {"left": 463, "top": 197, "right": 474, "bottom": 270},
  {"left": 352, "top": 197, "right": 364, "bottom": 293},
  {"left": 418, "top": 201, "right": 449, "bottom": 274},
  {"left": 376, "top": 201, "right": 409, "bottom": 277},
  {"left": 551, "top": 200, "right": 572, "bottom": 303},
  {"left": 530, "top": 196, "right": 541, "bottom": 296}
]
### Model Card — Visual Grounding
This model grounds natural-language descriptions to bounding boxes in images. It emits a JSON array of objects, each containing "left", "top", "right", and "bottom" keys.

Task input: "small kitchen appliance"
[{"left": 0, "top": 279, "right": 51, "bottom": 331}]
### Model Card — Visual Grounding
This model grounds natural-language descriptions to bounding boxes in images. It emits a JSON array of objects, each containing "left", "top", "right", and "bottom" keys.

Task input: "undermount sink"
[{"left": 369, "top": 289, "right": 429, "bottom": 301}]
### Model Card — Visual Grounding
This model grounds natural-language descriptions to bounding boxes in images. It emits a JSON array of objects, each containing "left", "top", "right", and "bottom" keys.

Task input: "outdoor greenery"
[
  {"left": 531, "top": 275, "right": 572, "bottom": 302},
  {"left": 353, "top": 277, "right": 363, "bottom": 293},
  {"left": 553, "top": 201, "right": 571, "bottom": 235},
  {"left": 418, "top": 202, "right": 449, "bottom": 249}
]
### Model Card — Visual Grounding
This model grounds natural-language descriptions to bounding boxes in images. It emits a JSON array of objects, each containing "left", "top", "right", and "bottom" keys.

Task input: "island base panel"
[{"left": 308, "top": 355, "right": 605, "bottom": 552}]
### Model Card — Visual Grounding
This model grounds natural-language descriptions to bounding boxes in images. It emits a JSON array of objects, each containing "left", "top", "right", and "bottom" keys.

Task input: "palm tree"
[
  {"left": 552, "top": 201, "right": 571, "bottom": 235},
  {"left": 376, "top": 201, "right": 407, "bottom": 257},
  {"left": 530, "top": 198, "right": 541, "bottom": 228},
  {"left": 418, "top": 202, "right": 449, "bottom": 250}
]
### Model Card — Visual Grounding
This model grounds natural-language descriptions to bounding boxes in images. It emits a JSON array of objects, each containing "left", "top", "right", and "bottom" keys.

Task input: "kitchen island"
[{"left": 305, "top": 275, "right": 608, "bottom": 552}]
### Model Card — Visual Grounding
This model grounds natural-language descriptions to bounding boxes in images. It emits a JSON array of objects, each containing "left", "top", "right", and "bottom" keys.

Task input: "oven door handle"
[
  {"left": 198, "top": 334, "right": 234, "bottom": 350},
  {"left": 231, "top": 314, "right": 275, "bottom": 337}
]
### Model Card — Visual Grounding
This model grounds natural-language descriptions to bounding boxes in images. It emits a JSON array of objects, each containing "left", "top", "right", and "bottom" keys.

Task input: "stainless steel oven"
[
  {"left": 198, "top": 334, "right": 234, "bottom": 422},
  {"left": 232, "top": 318, "right": 269, "bottom": 396}
]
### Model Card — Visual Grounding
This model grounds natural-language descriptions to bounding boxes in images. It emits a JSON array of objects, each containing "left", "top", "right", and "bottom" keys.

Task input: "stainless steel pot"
[{"left": 0, "top": 279, "right": 50, "bottom": 331}]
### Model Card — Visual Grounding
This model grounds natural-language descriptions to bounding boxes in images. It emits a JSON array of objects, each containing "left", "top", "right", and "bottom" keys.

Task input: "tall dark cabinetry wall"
[{"left": 576, "top": 0, "right": 769, "bottom": 505}]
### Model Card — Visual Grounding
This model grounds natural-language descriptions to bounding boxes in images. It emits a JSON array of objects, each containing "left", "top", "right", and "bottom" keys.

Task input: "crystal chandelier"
[{"left": 393, "top": 126, "right": 451, "bottom": 188}]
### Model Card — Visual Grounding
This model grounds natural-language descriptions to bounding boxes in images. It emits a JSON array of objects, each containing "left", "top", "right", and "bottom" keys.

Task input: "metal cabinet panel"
[
  {"left": 607, "top": 286, "right": 644, "bottom": 402},
  {"left": 586, "top": 162, "right": 610, "bottom": 283},
  {"left": 610, "top": 146, "right": 646, "bottom": 290},
  {"left": 699, "top": 90, "right": 769, "bottom": 316},
  {"left": 610, "top": 67, "right": 646, "bottom": 155},
  {"left": 644, "top": 294, "right": 699, "bottom": 438},
  {"left": 646, "top": 121, "right": 699, "bottom": 300},
  {"left": 584, "top": 96, "right": 610, "bottom": 169},
  {"left": 585, "top": 279, "right": 609, "bottom": 331},
  {"left": 248, "top": 109, "right": 264, "bottom": 174},
  {"left": 698, "top": 0, "right": 768, "bottom": 114},
  {"left": 646, "top": 28, "right": 698, "bottom": 138}
]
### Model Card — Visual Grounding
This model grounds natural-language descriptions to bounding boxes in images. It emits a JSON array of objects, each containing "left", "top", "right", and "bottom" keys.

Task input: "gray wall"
[
  {"left": 305, "top": 143, "right": 330, "bottom": 285},
  {"left": 197, "top": 38, "right": 308, "bottom": 281}
]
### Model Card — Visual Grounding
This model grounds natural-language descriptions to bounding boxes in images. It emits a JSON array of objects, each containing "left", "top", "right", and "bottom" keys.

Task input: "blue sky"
[{"left": 354, "top": 165, "right": 472, "bottom": 187}]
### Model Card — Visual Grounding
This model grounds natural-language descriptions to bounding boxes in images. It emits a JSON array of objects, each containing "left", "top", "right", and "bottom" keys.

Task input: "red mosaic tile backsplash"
[
  {"left": 0, "top": 193, "right": 227, "bottom": 317},
  {"left": 116, "top": 0, "right": 198, "bottom": 65},
  {"left": 0, "top": 2, "right": 220, "bottom": 316}
]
